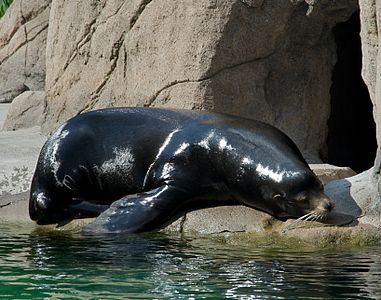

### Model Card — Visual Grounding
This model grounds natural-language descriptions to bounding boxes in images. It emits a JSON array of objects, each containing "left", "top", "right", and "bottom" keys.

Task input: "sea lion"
[{"left": 29, "top": 107, "right": 334, "bottom": 233}]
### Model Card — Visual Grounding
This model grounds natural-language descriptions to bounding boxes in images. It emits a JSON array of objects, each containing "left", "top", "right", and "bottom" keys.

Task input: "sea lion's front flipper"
[
  {"left": 68, "top": 199, "right": 110, "bottom": 218},
  {"left": 82, "top": 185, "right": 187, "bottom": 234}
]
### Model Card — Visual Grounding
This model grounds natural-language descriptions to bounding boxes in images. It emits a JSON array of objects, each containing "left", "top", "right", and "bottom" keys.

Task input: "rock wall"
[
  {"left": 358, "top": 0, "right": 381, "bottom": 217},
  {"left": 42, "top": 0, "right": 357, "bottom": 161},
  {"left": 302, "top": 0, "right": 381, "bottom": 230},
  {"left": 0, "top": 0, "right": 51, "bottom": 103},
  {"left": 359, "top": 0, "right": 381, "bottom": 167}
]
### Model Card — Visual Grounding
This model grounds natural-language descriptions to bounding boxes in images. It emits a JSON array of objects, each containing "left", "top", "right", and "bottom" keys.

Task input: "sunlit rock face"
[
  {"left": 0, "top": 0, "right": 51, "bottom": 103},
  {"left": 41, "top": 0, "right": 357, "bottom": 162}
]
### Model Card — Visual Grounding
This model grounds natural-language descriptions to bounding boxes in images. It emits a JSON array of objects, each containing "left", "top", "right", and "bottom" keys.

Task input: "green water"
[{"left": 1, "top": 224, "right": 381, "bottom": 299}]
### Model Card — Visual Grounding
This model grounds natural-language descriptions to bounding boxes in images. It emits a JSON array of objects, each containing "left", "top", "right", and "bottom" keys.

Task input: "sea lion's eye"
[{"left": 296, "top": 192, "right": 308, "bottom": 202}]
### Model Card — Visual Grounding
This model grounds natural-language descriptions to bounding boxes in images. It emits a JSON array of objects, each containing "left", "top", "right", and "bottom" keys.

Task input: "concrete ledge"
[
  {"left": 0, "top": 126, "right": 46, "bottom": 195},
  {"left": 0, "top": 192, "right": 32, "bottom": 223}
]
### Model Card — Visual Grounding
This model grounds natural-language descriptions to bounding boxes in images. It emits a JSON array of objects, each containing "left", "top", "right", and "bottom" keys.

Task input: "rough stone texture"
[
  {"left": 358, "top": 0, "right": 381, "bottom": 227},
  {"left": 359, "top": 1, "right": 380, "bottom": 150},
  {"left": 0, "top": 84, "right": 28, "bottom": 103},
  {"left": 325, "top": 169, "right": 381, "bottom": 227},
  {"left": 0, "top": 0, "right": 51, "bottom": 103},
  {"left": 0, "top": 103, "right": 10, "bottom": 129},
  {"left": 2, "top": 91, "right": 46, "bottom": 130},
  {"left": 309, "top": 164, "right": 356, "bottom": 184},
  {"left": 0, "top": 192, "right": 31, "bottom": 223},
  {"left": 359, "top": 0, "right": 378, "bottom": 122},
  {"left": 166, "top": 206, "right": 273, "bottom": 234},
  {"left": 43, "top": 0, "right": 357, "bottom": 161}
]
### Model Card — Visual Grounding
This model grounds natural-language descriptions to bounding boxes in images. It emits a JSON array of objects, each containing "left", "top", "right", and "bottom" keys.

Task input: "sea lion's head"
[
  {"left": 260, "top": 170, "right": 333, "bottom": 221},
  {"left": 236, "top": 161, "right": 334, "bottom": 222}
]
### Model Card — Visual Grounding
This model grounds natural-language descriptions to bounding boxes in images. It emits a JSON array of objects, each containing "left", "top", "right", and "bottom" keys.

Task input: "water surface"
[{"left": 1, "top": 224, "right": 381, "bottom": 299}]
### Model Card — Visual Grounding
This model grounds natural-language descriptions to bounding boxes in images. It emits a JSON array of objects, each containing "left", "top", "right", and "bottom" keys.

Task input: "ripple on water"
[{"left": 0, "top": 224, "right": 381, "bottom": 299}]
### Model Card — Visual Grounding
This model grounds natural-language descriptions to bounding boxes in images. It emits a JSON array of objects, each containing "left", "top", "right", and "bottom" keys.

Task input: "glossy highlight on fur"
[{"left": 29, "top": 107, "right": 333, "bottom": 233}]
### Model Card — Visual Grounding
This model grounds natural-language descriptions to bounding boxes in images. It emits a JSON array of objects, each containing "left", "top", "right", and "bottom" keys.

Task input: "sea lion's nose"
[
  {"left": 315, "top": 194, "right": 334, "bottom": 212},
  {"left": 323, "top": 201, "right": 333, "bottom": 211}
]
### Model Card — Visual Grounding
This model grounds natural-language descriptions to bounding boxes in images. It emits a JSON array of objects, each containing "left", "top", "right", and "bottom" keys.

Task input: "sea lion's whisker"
[
  {"left": 281, "top": 212, "right": 314, "bottom": 232},
  {"left": 282, "top": 209, "right": 333, "bottom": 233},
  {"left": 312, "top": 215, "right": 320, "bottom": 222},
  {"left": 304, "top": 213, "right": 318, "bottom": 222},
  {"left": 290, "top": 219, "right": 303, "bottom": 227},
  {"left": 298, "top": 212, "right": 314, "bottom": 221},
  {"left": 315, "top": 211, "right": 328, "bottom": 222},
  {"left": 320, "top": 212, "right": 328, "bottom": 221}
]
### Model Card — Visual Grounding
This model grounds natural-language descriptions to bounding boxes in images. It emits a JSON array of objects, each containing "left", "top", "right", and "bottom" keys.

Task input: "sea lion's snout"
[
  {"left": 322, "top": 200, "right": 333, "bottom": 212},
  {"left": 314, "top": 195, "right": 334, "bottom": 213},
  {"left": 29, "top": 191, "right": 72, "bottom": 225},
  {"left": 29, "top": 191, "right": 50, "bottom": 222}
]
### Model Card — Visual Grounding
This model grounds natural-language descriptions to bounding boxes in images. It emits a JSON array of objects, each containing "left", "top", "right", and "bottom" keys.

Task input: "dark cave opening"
[{"left": 326, "top": 10, "right": 377, "bottom": 173}]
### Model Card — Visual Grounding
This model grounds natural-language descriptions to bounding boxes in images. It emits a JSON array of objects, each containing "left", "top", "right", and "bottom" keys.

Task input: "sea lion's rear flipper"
[{"left": 82, "top": 185, "right": 187, "bottom": 234}]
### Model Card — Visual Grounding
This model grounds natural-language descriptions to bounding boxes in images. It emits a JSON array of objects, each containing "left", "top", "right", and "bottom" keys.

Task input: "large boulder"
[
  {"left": 43, "top": 0, "right": 357, "bottom": 161},
  {"left": 0, "top": 0, "right": 51, "bottom": 103},
  {"left": 2, "top": 91, "right": 46, "bottom": 131}
]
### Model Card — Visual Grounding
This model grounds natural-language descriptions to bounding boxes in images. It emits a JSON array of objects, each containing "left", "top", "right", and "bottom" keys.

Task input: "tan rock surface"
[
  {"left": 43, "top": 0, "right": 357, "bottom": 162},
  {"left": 0, "top": 104, "right": 10, "bottom": 129},
  {"left": 0, "top": 192, "right": 31, "bottom": 223},
  {"left": 358, "top": 0, "right": 381, "bottom": 230},
  {"left": 2, "top": 91, "right": 46, "bottom": 130},
  {"left": 0, "top": 0, "right": 51, "bottom": 103},
  {"left": 310, "top": 164, "right": 356, "bottom": 184}
]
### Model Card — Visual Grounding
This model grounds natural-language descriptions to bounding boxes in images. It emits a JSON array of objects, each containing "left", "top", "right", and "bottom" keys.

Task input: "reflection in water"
[
  {"left": 0, "top": 224, "right": 381, "bottom": 299},
  {"left": 364, "top": 255, "right": 381, "bottom": 299}
]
